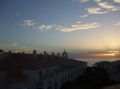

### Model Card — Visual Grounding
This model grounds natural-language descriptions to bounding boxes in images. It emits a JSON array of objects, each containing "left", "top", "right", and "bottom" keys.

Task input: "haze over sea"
[{"left": 76, "top": 58, "right": 120, "bottom": 66}]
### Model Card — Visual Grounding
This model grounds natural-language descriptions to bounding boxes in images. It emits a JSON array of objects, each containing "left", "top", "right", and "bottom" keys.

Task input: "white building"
[{"left": 0, "top": 51, "right": 87, "bottom": 89}]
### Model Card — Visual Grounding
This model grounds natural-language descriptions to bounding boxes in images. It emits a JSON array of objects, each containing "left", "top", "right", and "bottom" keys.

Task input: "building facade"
[{"left": 0, "top": 50, "right": 87, "bottom": 89}]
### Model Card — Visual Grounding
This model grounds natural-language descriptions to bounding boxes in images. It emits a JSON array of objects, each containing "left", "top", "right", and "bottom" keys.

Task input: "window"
[
  {"left": 37, "top": 88, "right": 43, "bottom": 89},
  {"left": 54, "top": 83, "right": 58, "bottom": 89},
  {"left": 47, "top": 86, "right": 52, "bottom": 89},
  {"left": 39, "top": 71, "right": 42, "bottom": 79}
]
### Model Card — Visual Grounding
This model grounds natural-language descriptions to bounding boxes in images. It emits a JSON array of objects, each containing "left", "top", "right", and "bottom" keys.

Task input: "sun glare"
[{"left": 90, "top": 51, "right": 120, "bottom": 58}]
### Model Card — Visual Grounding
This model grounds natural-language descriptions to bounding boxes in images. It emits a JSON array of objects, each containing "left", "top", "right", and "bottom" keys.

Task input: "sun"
[
  {"left": 91, "top": 51, "right": 120, "bottom": 58},
  {"left": 107, "top": 50, "right": 120, "bottom": 57},
  {"left": 108, "top": 53, "right": 115, "bottom": 57}
]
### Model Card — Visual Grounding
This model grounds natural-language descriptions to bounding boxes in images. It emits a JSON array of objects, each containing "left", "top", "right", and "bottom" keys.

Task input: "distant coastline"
[{"left": 76, "top": 58, "right": 120, "bottom": 66}]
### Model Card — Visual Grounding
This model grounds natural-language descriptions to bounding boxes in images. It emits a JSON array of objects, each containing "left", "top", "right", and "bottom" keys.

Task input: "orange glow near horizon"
[
  {"left": 95, "top": 53, "right": 115, "bottom": 57},
  {"left": 89, "top": 51, "right": 120, "bottom": 58}
]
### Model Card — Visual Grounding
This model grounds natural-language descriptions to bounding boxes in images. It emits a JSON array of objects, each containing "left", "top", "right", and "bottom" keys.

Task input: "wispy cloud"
[
  {"left": 86, "top": 0, "right": 120, "bottom": 15},
  {"left": 12, "top": 46, "right": 28, "bottom": 53},
  {"left": 23, "top": 20, "right": 35, "bottom": 27},
  {"left": 98, "top": 2, "right": 119, "bottom": 11},
  {"left": 22, "top": 19, "right": 100, "bottom": 32},
  {"left": 113, "top": 0, "right": 120, "bottom": 3},
  {"left": 79, "top": 0, "right": 89, "bottom": 3},
  {"left": 94, "top": 0, "right": 101, "bottom": 3},
  {"left": 87, "top": 7, "right": 109, "bottom": 14},
  {"left": 56, "top": 22, "right": 100, "bottom": 32},
  {"left": 8, "top": 43, "right": 18, "bottom": 47},
  {"left": 94, "top": 0, "right": 120, "bottom": 11},
  {"left": 22, "top": 19, "right": 54, "bottom": 32},
  {"left": 34, "top": 24, "right": 54, "bottom": 32},
  {"left": 72, "top": 0, "right": 89, "bottom": 3},
  {"left": 114, "top": 22, "right": 120, "bottom": 26},
  {"left": 80, "top": 14, "right": 88, "bottom": 17},
  {"left": 6, "top": 42, "right": 28, "bottom": 52}
]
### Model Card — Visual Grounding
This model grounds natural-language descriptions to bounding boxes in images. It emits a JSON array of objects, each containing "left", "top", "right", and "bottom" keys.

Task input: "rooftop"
[{"left": 0, "top": 52, "right": 87, "bottom": 71}]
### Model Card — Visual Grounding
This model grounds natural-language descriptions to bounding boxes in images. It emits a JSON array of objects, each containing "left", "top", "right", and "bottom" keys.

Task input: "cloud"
[
  {"left": 13, "top": 46, "right": 28, "bottom": 53},
  {"left": 87, "top": 0, "right": 120, "bottom": 15},
  {"left": 8, "top": 43, "right": 18, "bottom": 47},
  {"left": 72, "top": 0, "right": 89, "bottom": 3},
  {"left": 80, "top": 14, "right": 88, "bottom": 17},
  {"left": 57, "top": 22, "right": 100, "bottom": 32},
  {"left": 94, "top": 0, "right": 102, "bottom": 3},
  {"left": 98, "top": 2, "right": 119, "bottom": 11},
  {"left": 113, "top": 0, "right": 120, "bottom": 3},
  {"left": 22, "top": 19, "right": 54, "bottom": 32},
  {"left": 7, "top": 43, "right": 28, "bottom": 52},
  {"left": 0, "top": 42, "right": 29, "bottom": 53},
  {"left": 79, "top": 0, "right": 89, "bottom": 3},
  {"left": 34, "top": 24, "right": 54, "bottom": 32},
  {"left": 114, "top": 22, "right": 120, "bottom": 26},
  {"left": 87, "top": 7, "right": 109, "bottom": 14},
  {"left": 23, "top": 20, "right": 35, "bottom": 27},
  {"left": 94, "top": 0, "right": 120, "bottom": 11},
  {"left": 22, "top": 20, "right": 100, "bottom": 32}
]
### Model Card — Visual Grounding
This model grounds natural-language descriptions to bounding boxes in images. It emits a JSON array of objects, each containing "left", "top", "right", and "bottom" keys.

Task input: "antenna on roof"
[
  {"left": 33, "top": 50, "right": 37, "bottom": 59},
  {"left": 62, "top": 49, "right": 68, "bottom": 59},
  {"left": 44, "top": 51, "right": 47, "bottom": 59}
]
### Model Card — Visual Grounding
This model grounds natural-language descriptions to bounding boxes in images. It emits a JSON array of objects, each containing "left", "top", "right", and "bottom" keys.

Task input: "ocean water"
[{"left": 76, "top": 58, "right": 120, "bottom": 66}]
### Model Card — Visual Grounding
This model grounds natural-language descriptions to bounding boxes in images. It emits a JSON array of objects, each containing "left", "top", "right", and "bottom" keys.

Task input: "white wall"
[{"left": 21, "top": 63, "right": 87, "bottom": 89}]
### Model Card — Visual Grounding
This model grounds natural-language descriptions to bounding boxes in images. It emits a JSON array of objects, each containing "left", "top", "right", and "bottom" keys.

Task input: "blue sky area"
[{"left": 0, "top": 0, "right": 120, "bottom": 54}]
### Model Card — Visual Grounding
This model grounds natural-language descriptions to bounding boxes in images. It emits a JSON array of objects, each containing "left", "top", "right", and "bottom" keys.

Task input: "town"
[
  {"left": 0, "top": 49, "right": 120, "bottom": 89},
  {"left": 0, "top": 49, "right": 87, "bottom": 89}
]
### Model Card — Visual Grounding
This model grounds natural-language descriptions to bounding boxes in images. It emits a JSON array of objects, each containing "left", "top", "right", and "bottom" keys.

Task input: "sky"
[{"left": 0, "top": 0, "right": 120, "bottom": 54}]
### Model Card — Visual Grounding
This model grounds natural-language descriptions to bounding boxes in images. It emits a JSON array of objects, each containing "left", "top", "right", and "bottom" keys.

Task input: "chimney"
[
  {"left": 57, "top": 53, "right": 60, "bottom": 58},
  {"left": 44, "top": 51, "right": 47, "bottom": 59},
  {"left": 8, "top": 50, "right": 12, "bottom": 54},
  {"left": 21, "top": 52, "right": 25, "bottom": 58},
  {"left": 52, "top": 52, "right": 55, "bottom": 59},
  {"left": 22, "top": 52, "right": 25, "bottom": 54},
  {"left": 8, "top": 50, "right": 12, "bottom": 57},
  {"left": 62, "top": 52, "right": 64, "bottom": 58},
  {"left": 33, "top": 50, "right": 37, "bottom": 59},
  {"left": 62, "top": 49, "right": 68, "bottom": 58}
]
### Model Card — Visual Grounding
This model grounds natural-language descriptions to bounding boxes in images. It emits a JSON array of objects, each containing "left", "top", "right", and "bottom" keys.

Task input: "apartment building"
[{"left": 0, "top": 50, "right": 87, "bottom": 89}]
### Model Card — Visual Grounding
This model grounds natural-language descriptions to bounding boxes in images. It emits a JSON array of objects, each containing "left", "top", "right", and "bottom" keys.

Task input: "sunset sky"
[{"left": 0, "top": 0, "right": 120, "bottom": 54}]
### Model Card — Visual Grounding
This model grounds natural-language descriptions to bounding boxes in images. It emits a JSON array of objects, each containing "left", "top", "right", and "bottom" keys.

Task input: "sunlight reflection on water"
[{"left": 76, "top": 58, "right": 120, "bottom": 66}]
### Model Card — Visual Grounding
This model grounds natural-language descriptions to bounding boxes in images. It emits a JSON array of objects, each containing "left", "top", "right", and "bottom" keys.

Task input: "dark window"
[
  {"left": 37, "top": 88, "right": 43, "bottom": 89},
  {"left": 39, "top": 72, "right": 42, "bottom": 79},
  {"left": 54, "top": 83, "right": 58, "bottom": 89},
  {"left": 47, "top": 86, "right": 52, "bottom": 89}
]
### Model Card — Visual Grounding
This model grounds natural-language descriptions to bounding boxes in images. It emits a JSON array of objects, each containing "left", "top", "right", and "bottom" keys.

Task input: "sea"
[{"left": 76, "top": 58, "right": 120, "bottom": 66}]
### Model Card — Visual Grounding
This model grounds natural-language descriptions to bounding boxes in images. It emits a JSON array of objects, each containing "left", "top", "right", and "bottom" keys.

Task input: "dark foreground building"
[{"left": 0, "top": 50, "right": 87, "bottom": 89}]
